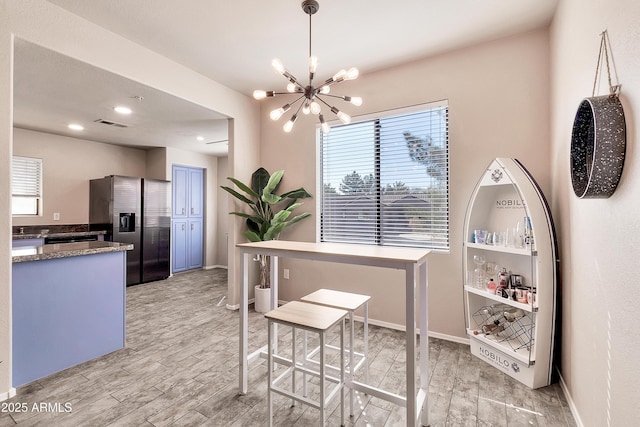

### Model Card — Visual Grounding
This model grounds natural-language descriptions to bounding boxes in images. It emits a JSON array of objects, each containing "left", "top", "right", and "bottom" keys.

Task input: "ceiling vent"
[{"left": 94, "top": 119, "right": 128, "bottom": 128}]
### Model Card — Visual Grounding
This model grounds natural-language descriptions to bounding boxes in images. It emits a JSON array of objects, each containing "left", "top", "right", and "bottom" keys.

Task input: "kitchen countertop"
[
  {"left": 12, "top": 241, "right": 133, "bottom": 263},
  {"left": 12, "top": 230, "right": 107, "bottom": 240}
]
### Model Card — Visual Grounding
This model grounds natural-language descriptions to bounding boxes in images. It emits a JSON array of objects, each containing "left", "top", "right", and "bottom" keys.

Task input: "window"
[
  {"left": 12, "top": 156, "right": 43, "bottom": 216},
  {"left": 320, "top": 101, "right": 449, "bottom": 250}
]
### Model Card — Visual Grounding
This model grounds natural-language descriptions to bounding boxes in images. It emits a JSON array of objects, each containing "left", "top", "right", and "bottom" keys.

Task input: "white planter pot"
[{"left": 254, "top": 285, "right": 271, "bottom": 313}]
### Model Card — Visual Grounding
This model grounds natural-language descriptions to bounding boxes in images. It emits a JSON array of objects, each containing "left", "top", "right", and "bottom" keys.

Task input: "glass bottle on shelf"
[{"left": 472, "top": 255, "right": 486, "bottom": 290}]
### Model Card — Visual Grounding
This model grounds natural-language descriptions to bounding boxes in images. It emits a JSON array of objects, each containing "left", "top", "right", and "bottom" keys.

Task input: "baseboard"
[
  {"left": 0, "top": 388, "right": 16, "bottom": 402},
  {"left": 557, "top": 368, "right": 584, "bottom": 427},
  {"left": 204, "top": 265, "right": 228, "bottom": 270}
]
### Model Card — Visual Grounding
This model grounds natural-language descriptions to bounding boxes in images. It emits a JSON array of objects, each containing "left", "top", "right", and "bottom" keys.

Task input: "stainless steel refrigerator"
[{"left": 89, "top": 175, "right": 171, "bottom": 286}]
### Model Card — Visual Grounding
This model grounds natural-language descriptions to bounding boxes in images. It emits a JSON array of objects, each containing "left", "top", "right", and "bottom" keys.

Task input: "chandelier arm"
[
  {"left": 290, "top": 94, "right": 307, "bottom": 105},
  {"left": 281, "top": 74, "right": 306, "bottom": 92},
  {"left": 315, "top": 95, "right": 334, "bottom": 109},
  {"left": 321, "top": 94, "right": 350, "bottom": 101}
]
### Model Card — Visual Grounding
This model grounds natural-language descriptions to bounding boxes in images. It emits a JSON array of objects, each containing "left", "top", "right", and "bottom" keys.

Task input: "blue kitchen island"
[{"left": 12, "top": 241, "right": 132, "bottom": 387}]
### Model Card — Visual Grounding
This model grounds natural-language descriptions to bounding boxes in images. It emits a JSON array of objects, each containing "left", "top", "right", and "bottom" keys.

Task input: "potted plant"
[{"left": 221, "top": 167, "right": 312, "bottom": 312}]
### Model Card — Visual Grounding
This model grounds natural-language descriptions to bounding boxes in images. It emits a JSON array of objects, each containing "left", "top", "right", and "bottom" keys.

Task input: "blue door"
[{"left": 172, "top": 165, "right": 204, "bottom": 272}]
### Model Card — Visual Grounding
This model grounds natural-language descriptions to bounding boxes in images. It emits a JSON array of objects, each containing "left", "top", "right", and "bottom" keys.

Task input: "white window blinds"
[
  {"left": 320, "top": 102, "right": 449, "bottom": 250},
  {"left": 12, "top": 156, "right": 42, "bottom": 215}
]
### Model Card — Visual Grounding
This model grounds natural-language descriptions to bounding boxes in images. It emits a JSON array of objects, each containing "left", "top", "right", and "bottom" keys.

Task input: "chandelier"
[{"left": 252, "top": 0, "right": 362, "bottom": 133}]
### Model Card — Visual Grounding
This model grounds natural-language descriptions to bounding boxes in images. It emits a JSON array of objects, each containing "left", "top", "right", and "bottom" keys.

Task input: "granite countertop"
[
  {"left": 12, "top": 230, "right": 107, "bottom": 240},
  {"left": 12, "top": 241, "right": 133, "bottom": 263}
]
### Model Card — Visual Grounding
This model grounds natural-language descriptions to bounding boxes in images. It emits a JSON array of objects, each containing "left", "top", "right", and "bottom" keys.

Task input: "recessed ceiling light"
[
  {"left": 196, "top": 136, "right": 205, "bottom": 141},
  {"left": 113, "top": 106, "right": 132, "bottom": 115},
  {"left": 68, "top": 123, "right": 84, "bottom": 131}
]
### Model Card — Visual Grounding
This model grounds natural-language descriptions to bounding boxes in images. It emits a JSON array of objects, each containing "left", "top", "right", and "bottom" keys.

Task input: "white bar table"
[{"left": 237, "top": 240, "right": 431, "bottom": 426}]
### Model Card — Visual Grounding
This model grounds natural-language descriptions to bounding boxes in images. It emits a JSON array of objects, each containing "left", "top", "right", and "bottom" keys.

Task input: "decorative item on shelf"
[
  {"left": 221, "top": 168, "right": 313, "bottom": 312},
  {"left": 524, "top": 216, "right": 534, "bottom": 250},
  {"left": 252, "top": 0, "right": 362, "bottom": 134},
  {"left": 486, "top": 278, "right": 497, "bottom": 295},
  {"left": 570, "top": 29, "right": 626, "bottom": 199},
  {"left": 474, "top": 229, "right": 487, "bottom": 244},
  {"left": 472, "top": 254, "right": 486, "bottom": 290}
]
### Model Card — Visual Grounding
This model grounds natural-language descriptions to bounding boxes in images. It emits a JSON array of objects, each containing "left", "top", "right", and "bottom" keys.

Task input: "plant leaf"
[
  {"left": 251, "top": 168, "right": 271, "bottom": 196},
  {"left": 244, "top": 230, "right": 262, "bottom": 242},
  {"left": 264, "top": 222, "right": 287, "bottom": 241},
  {"left": 227, "top": 177, "right": 259, "bottom": 199},
  {"left": 220, "top": 186, "right": 256, "bottom": 206},
  {"left": 286, "top": 212, "right": 311, "bottom": 225},
  {"left": 280, "top": 187, "right": 313, "bottom": 200},
  {"left": 272, "top": 210, "right": 292, "bottom": 224},
  {"left": 262, "top": 169, "right": 284, "bottom": 204}
]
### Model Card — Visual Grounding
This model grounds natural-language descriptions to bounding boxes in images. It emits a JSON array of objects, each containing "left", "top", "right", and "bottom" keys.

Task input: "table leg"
[
  {"left": 271, "top": 255, "right": 279, "bottom": 355},
  {"left": 405, "top": 264, "right": 417, "bottom": 426},
  {"left": 419, "top": 261, "right": 429, "bottom": 426},
  {"left": 239, "top": 251, "right": 249, "bottom": 395},
  {"left": 270, "top": 255, "right": 279, "bottom": 310}
]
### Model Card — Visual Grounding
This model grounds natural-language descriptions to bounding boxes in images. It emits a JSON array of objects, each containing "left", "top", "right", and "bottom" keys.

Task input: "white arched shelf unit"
[{"left": 462, "top": 158, "right": 559, "bottom": 389}]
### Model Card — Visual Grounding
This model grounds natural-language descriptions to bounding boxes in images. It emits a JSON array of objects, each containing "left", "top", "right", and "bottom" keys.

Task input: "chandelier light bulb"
[
  {"left": 333, "top": 69, "right": 347, "bottom": 82},
  {"left": 287, "top": 83, "right": 297, "bottom": 93},
  {"left": 345, "top": 67, "right": 359, "bottom": 81},
  {"left": 283, "top": 114, "right": 298, "bottom": 133},
  {"left": 337, "top": 111, "right": 351, "bottom": 124},
  {"left": 309, "top": 56, "right": 319, "bottom": 74},
  {"left": 270, "top": 103, "right": 290, "bottom": 121},
  {"left": 319, "top": 115, "right": 330, "bottom": 133},
  {"left": 253, "top": 90, "right": 267, "bottom": 100},
  {"left": 347, "top": 96, "right": 363, "bottom": 106},
  {"left": 271, "top": 58, "right": 285, "bottom": 74},
  {"left": 320, "top": 85, "right": 330, "bottom": 94},
  {"left": 302, "top": 102, "right": 311, "bottom": 115},
  {"left": 310, "top": 101, "right": 322, "bottom": 115}
]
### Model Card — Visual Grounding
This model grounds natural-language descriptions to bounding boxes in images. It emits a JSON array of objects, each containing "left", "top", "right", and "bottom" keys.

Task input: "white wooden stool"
[
  {"left": 300, "top": 289, "right": 370, "bottom": 417},
  {"left": 264, "top": 301, "right": 348, "bottom": 427}
]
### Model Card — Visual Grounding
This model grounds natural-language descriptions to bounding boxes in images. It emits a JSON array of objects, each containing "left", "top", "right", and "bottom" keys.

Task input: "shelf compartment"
[
  {"left": 467, "top": 329, "right": 535, "bottom": 366},
  {"left": 470, "top": 303, "right": 535, "bottom": 359},
  {"left": 464, "top": 285, "right": 536, "bottom": 312},
  {"left": 465, "top": 242, "right": 536, "bottom": 256}
]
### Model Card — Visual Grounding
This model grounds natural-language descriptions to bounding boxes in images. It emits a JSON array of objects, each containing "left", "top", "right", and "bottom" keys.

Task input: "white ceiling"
[{"left": 14, "top": 0, "right": 559, "bottom": 155}]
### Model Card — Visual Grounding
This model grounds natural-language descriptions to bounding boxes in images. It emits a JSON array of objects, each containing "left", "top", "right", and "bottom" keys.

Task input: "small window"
[{"left": 12, "top": 156, "right": 43, "bottom": 216}]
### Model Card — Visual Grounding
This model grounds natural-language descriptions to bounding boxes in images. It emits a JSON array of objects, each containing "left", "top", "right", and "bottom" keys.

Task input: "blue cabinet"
[
  {"left": 172, "top": 166, "right": 204, "bottom": 272},
  {"left": 13, "top": 251, "right": 126, "bottom": 386}
]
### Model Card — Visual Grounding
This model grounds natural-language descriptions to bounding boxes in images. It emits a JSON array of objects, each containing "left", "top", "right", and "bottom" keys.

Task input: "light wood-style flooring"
[{"left": 0, "top": 268, "right": 576, "bottom": 426}]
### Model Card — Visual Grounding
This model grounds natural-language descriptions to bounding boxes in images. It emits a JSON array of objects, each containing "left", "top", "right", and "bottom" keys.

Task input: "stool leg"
[
  {"left": 267, "top": 319, "right": 273, "bottom": 427},
  {"left": 319, "top": 330, "right": 325, "bottom": 427},
  {"left": 349, "top": 311, "right": 354, "bottom": 418},
  {"left": 364, "top": 302, "right": 369, "bottom": 384},
  {"left": 303, "top": 330, "right": 308, "bottom": 397},
  {"left": 341, "top": 318, "right": 345, "bottom": 427},
  {"left": 291, "top": 326, "right": 296, "bottom": 407}
]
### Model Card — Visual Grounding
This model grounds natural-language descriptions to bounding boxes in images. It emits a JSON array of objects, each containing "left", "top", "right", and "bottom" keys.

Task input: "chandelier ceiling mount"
[{"left": 253, "top": 0, "right": 362, "bottom": 133}]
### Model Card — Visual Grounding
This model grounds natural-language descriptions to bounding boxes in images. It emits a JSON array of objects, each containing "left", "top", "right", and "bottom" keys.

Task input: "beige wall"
[
  {"left": 12, "top": 128, "right": 147, "bottom": 225},
  {"left": 216, "top": 156, "right": 229, "bottom": 267},
  {"left": 0, "top": 0, "right": 260, "bottom": 397},
  {"left": 550, "top": 0, "right": 640, "bottom": 425},
  {"left": 259, "top": 29, "right": 551, "bottom": 336}
]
